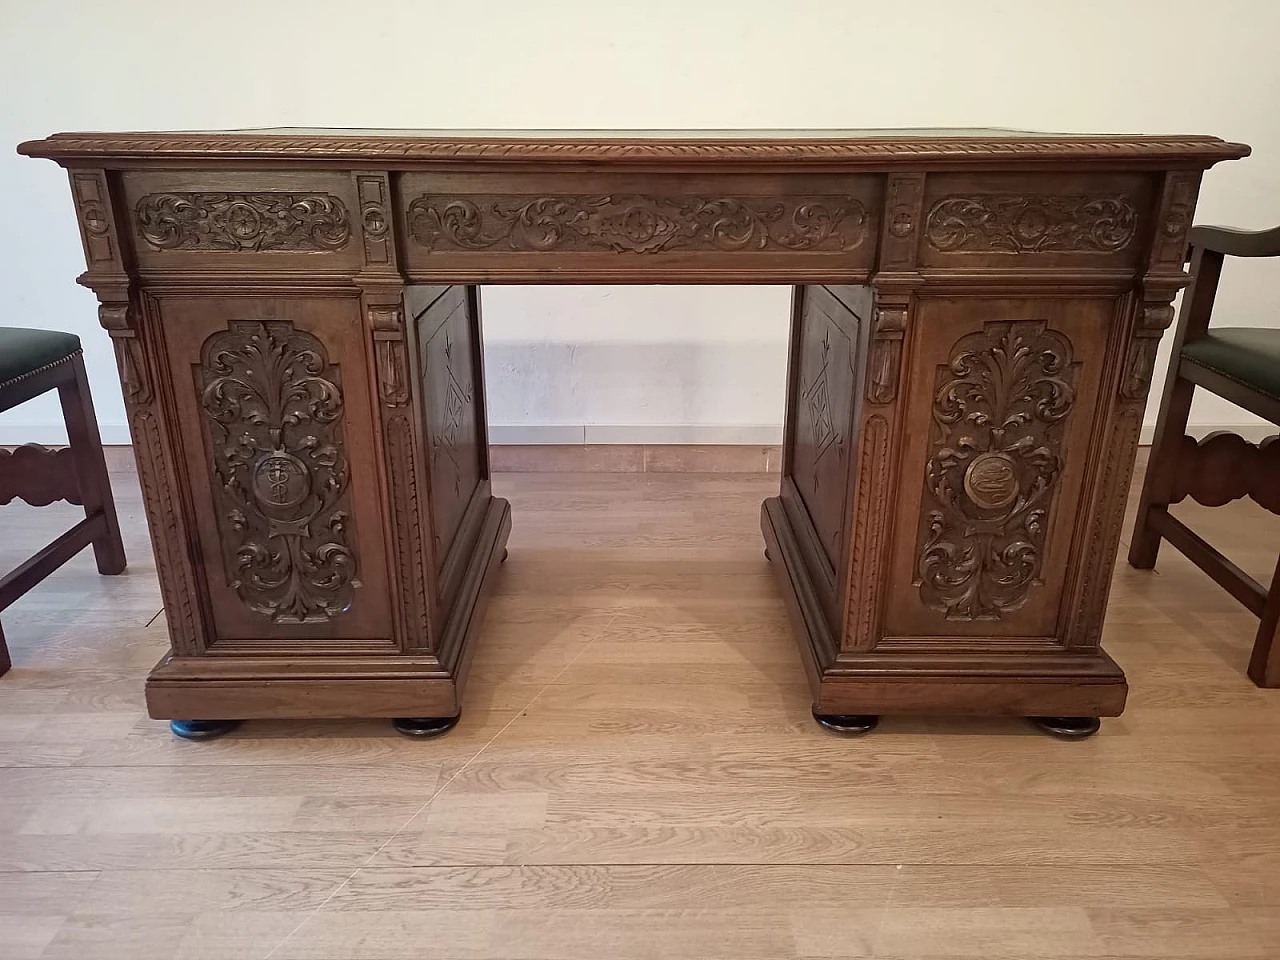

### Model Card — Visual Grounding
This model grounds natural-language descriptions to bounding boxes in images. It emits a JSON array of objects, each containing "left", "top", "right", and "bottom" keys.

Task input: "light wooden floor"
[{"left": 3, "top": 451, "right": 1280, "bottom": 959}]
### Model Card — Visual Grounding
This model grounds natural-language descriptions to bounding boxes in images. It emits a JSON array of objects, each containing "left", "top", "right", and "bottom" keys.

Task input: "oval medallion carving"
[
  {"left": 963, "top": 452, "right": 1019, "bottom": 510},
  {"left": 252, "top": 452, "right": 311, "bottom": 509}
]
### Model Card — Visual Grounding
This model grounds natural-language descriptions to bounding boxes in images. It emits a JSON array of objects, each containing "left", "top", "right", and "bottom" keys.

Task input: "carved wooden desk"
[{"left": 19, "top": 128, "right": 1249, "bottom": 739}]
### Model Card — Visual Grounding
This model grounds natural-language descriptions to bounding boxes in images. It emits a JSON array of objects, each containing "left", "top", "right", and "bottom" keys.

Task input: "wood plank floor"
[{"left": 2, "top": 451, "right": 1280, "bottom": 959}]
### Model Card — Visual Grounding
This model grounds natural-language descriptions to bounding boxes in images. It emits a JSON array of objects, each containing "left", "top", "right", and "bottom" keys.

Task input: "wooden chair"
[
  {"left": 1129, "top": 223, "right": 1280, "bottom": 686},
  {"left": 0, "top": 327, "right": 126, "bottom": 674}
]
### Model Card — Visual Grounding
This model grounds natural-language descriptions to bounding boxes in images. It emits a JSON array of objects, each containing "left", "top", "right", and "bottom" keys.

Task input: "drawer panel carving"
[
  {"left": 137, "top": 192, "right": 351, "bottom": 252},
  {"left": 407, "top": 194, "right": 869, "bottom": 254},
  {"left": 398, "top": 172, "right": 881, "bottom": 281},
  {"left": 122, "top": 171, "right": 362, "bottom": 270},
  {"left": 920, "top": 174, "right": 1152, "bottom": 270}
]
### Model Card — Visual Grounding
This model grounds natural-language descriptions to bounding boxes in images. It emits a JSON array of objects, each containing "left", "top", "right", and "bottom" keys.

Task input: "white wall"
[{"left": 2, "top": 0, "right": 1278, "bottom": 446}]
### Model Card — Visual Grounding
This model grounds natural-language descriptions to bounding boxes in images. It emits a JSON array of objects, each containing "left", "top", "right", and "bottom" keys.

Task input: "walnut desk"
[{"left": 19, "top": 128, "right": 1249, "bottom": 739}]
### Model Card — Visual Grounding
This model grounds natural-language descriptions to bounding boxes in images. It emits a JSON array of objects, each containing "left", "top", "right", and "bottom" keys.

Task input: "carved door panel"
[
  {"left": 781, "top": 284, "right": 871, "bottom": 624},
  {"left": 406, "top": 285, "right": 490, "bottom": 619},
  {"left": 882, "top": 297, "right": 1117, "bottom": 641},
  {"left": 159, "top": 296, "right": 394, "bottom": 646}
]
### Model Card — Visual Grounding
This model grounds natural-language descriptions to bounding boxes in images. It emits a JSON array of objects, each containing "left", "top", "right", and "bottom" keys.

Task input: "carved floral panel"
[
  {"left": 200, "top": 321, "right": 359, "bottom": 622},
  {"left": 917, "top": 320, "right": 1078, "bottom": 620},
  {"left": 136, "top": 193, "right": 351, "bottom": 251},
  {"left": 407, "top": 194, "right": 868, "bottom": 255},
  {"left": 925, "top": 195, "right": 1136, "bottom": 253}
]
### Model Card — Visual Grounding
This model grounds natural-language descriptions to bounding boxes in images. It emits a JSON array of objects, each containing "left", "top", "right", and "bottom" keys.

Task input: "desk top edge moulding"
[
  {"left": 18, "top": 128, "right": 1250, "bottom": 739},
  {"left": 19, "top": 127, "right": 1250, "bottom": 166}
]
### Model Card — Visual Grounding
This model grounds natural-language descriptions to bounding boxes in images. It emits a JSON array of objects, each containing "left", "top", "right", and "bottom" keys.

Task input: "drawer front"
[
  {"left": 919, "top": 173, "right": 1154, "bottom": 271},
  {"left": 121, "top": 171, "right": 363, "bottom": 272},
  {"left": 397, "top": 172, "right": 882, "bottom": 282}
]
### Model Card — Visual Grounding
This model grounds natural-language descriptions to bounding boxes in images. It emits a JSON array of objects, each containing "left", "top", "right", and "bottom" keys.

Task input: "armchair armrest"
[{"left": 1189, "top": 224, "right": 1280, "bottom": 258}]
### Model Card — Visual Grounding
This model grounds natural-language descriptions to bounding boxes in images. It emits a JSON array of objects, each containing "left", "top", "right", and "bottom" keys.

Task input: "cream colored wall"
[{"left": 2, "top": 0, "right": 1277, "bottom": 445}]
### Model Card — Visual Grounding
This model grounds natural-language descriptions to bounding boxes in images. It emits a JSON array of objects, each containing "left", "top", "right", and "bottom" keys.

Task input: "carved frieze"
[
  {"left": 925, "top": 195, "right": 1137, "bottom": 253},
  {"left": 917, "top": 320, "right": 1078, "bottom": 620},
  {"left": 199, "top": 321, "right": 359, "bottom": 622},
  {"left": 136, "top": 193, "right": 351, "bottom": 251},
  {"left": 407, "top": 195, "right": 868, "bottom": 254}
]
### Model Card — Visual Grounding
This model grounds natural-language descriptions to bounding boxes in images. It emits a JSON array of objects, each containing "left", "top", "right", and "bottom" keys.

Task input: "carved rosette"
[
  {"left": 407, "top": 195, "right": 867, "bottom": 254},
  {"left": 199, "top": 321, "right": 359, "bottom": 622},
  {"left": 926, "top": 196, "right": 1137, "bottom": 253},
  {"left": 136, "top": 193, "right": 351, "bottom": 251},
  {"left": 917, "top": 320, "right": 1078, "bottom": 620}
]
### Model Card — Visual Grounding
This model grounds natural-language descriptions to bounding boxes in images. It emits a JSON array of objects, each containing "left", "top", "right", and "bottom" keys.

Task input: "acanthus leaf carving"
[
  {"left": 917, "top": 320, "right": 1078, "bottom": 620},
  {"left": 136, "top": 193, "right": 351, "bottom": 252},
  {"left": 866, "top": 306, "right": 908, "bottom": 404},
  {"left": 98, "top": 303, "right": 152, "bottom": 406},
  {"left": 926, "top": 195, "right": 1137, "bottom": 254},
  {"left": 199, "top": 320, "right": 359, "bottom": 622},
  {"left": 375, "top": 338, "right": 411, "bottom": 407},
  {"left": 407, "top": 195, "right": 868, "bottom": 255},
  {"left": 1120, "top": 303, "right": 1176, "bottom": 401}
]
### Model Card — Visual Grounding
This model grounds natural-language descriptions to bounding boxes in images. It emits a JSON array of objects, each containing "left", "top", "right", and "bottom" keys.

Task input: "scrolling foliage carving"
[
  {"left": 407, "top": 195, "right": 867, "bottom": 254},
  {"left": 917, "top": 320, "right": 1078, "bottom": 620},
  {"left": 926, "top": 196, "right": 1136, "bottom": 253},
  {"left": 136, "top": 193, "right": 350, "bottom": 251},
  {"left": 200, "top": 321, "right": 359, "bottom": 622}
]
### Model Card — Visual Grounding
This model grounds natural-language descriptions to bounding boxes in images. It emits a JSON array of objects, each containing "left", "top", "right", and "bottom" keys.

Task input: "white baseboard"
[
  {"left": 0, "top": 422, "right": 133, "bottom": 445},
  {"left": 487, "top": 423, "right": 784, "bottom": 445},
  {"left": 1, "top": 421, "right": 1273, "bottom": 448}
]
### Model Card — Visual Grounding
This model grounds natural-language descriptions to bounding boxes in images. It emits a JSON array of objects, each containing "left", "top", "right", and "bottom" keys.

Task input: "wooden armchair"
[
  {"left": 0, "top": 328, "right": 126, "bottom": 674},
  {"left": 1129, "top": 223, "right": 1280, "bottom": 686}
]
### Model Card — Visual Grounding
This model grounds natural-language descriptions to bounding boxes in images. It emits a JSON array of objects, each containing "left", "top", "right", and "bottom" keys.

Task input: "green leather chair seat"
[
  {"left": 0, "top": 327, "right": 81, "bottom": 386},
  {"left": 1182, "top": 327, "right": 1280, "bottom": 400}
]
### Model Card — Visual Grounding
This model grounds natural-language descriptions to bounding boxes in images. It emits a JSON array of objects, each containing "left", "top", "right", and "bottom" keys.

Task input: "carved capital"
[
  {"left": 98, "top": 303, "right": 133, "bottom": 333},
  {"left": 98, "top": 302, "right": 151, "bottom": 405},
  {"left": 866, "top": 306, "right": 908, "bottom": 404},
  {"left": 367, "top": 303, "right": 404, "bottom": 333},
  {"left": 1119, "top": 302, "right": 1177, "bottom": 402}
]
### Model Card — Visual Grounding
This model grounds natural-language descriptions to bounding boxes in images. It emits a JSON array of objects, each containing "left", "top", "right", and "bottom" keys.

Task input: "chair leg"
[
  {"left": 1128, "top": 373, "right": 1195, "bottom": 569},
  {"left": 1248, "top": 553, "right": 1280, "bottom": 688},
  {"left": 58, "top": 352, "right": 126, "bottom": 575},
  {"left": 0, "top": 620, "right": 9, "bottom": 677}
]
